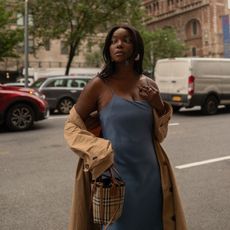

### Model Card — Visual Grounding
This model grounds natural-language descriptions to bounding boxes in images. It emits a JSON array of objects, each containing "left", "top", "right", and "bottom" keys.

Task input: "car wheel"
[
  {"left": 172, "top": 105, "right": 181, "bottom": 113},
  {"left": 6, "top": 103, "right": 34, "bottom": 131},
  {"left": 58, "top": 98, "right": 74, "bottom": 114},
  {"left": 49, "top": 108, "right": 56, "bottom": 114},
  {"left": 201, "top": 95, "right": 218, "bottom": 115}
]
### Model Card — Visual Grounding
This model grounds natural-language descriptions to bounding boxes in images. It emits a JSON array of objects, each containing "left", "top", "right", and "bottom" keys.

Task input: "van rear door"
[
  {"left": 155, "top": 59, "right": 191, "bottom": 105},
  {"left": 219, "top": 61, "right": 230, "bottom": 105}
]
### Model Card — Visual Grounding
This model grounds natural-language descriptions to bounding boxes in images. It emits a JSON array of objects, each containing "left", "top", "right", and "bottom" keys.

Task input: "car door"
[{"left": 40, "top": 78, "right": 68, "bottom": 109}]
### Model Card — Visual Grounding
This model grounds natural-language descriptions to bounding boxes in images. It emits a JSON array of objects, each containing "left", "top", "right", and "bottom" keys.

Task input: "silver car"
[{"left": 31, "top": 75, "right": 92, "bottom": 114}]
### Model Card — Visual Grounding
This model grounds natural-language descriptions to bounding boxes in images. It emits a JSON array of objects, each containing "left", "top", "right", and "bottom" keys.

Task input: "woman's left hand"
[{"left": 139, "top": 84, "right": 165, "bottom": 115}]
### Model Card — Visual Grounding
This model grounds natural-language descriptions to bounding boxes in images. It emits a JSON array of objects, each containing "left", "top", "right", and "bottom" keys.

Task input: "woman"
[{"left": 64, "top": 24, "right": 187, "bottom": 230}]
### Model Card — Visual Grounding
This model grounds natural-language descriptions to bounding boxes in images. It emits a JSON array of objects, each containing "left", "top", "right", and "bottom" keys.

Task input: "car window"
[
  {"left": 31, "top": 78, "right": 47, "bottom": 88},
  {"left": 45, "top": 80, "right": 55, "bottom": 87},
  {"left": 69, "top": 79, "right": 79, "bottom": 87},
  {"left": 67, "top": 79, "right": 87, "bottom": 88},
  {"left": 78, "top": 80, "right": 87, "bottom": 88},
  {"left": 46, "top": 79, "right": 67, "bottom": 87}
]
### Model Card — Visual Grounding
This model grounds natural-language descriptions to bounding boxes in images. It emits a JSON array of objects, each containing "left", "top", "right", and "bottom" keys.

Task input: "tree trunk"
[
  {"left": 65, "top": 39, "right": 80, "bottom": 75},
  {"left": 65, "top": 47, "right": 75, "bottom": 75}
]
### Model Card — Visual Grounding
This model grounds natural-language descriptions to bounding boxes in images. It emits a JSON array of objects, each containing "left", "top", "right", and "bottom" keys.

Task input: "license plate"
[{"left": 172, "top": 96, "right": 182, "bottom": 102}]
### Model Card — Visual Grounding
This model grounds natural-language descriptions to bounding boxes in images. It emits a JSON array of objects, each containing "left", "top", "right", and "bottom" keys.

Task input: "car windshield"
[{"left": 30, "top": 78, "right": 47, "bottom": 88}]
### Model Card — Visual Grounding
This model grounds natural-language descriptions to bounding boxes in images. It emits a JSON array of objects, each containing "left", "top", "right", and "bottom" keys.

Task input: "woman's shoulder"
[
  {"left": 89, "top": 74, "right": 104, "bottom": 85},
  {"left": 75, "top": 75, "right": 108, "bottom": 117},
  {"left": 84, "top": 75, "right": 107, "bottom": 93}
]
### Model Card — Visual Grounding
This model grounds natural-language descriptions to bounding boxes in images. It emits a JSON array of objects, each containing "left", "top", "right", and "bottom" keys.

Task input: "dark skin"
[{"left": 75, "top": 28, "right": 165, "bottom": 121}]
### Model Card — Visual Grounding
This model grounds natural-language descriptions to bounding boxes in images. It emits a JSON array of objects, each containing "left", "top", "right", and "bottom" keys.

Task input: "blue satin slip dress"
[{"left": 99, "top": 93, "right": 163, "bottom": 230}]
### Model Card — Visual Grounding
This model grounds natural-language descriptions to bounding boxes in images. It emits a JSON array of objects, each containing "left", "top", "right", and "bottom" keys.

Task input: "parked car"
[
  {"left": 16, "top": 77, "right": 34, "bottom": 86},
  {"left": 4, "top": 82, "right": 25, "bottom": 87},
  {"left": 31, "top": 75, "right": 92, "bottom": 114},
  {"left": 0, "top": 84, "right": 49, "bottom": 131},
  {"left": 4, "top": 77, "right": 34, "bottom": 87}
]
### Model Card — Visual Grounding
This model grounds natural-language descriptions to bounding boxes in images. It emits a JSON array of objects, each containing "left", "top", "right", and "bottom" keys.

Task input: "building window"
[
  {"left": 192, "top": 20, "right": 197, "bottom": 35},
  {"left": 167, "top": 0, "right": 174, "bottom": 5},
  {"left": 192, "top": 47, "right": 196, "bottom": 56},
  {"left": 17, "top": 39, "right": 34, "bottom": 54},
  {"left": 156, "top": 2, "right": 159, "bottom": 10},
  {"left": 87, "top": 39, "right": 92, "bottom": 52},
  {"left": 28, "top": 38, "right": 34, "bottom": 54},
  {"left": 44, "top": 40, "right": 50, "bottom": 51},
  {"left": 146, "top": 2, "right": 159, "bottom": 14},
  {"left": 61, "top": 41, "right": 69, "bottom": 55},
  {"left": 146, "top": 5, "right": 151, "bottom": 15},
  {"left": 17, "top": 13, "right": 23, "bottom": 26}
]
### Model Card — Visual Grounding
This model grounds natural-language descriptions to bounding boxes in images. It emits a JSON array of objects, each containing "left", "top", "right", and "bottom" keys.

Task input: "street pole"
[{"left": 24, "top": 0, "right": 29, "bottom": 87}]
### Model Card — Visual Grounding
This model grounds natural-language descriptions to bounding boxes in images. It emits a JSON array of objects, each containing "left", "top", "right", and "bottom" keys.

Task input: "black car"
[{"left": 31, "top": 75, "right": 92, "bottom": 114}]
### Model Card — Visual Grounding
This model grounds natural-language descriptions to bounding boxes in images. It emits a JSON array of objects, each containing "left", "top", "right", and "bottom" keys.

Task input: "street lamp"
[{"left": 24, "top": 0, "right": 29, "bottom": 87}]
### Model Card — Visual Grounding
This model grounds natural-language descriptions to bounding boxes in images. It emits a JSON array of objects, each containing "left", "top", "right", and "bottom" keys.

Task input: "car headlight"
[{"left": 29, "top": 90, "right": 46, "bottom": 99}]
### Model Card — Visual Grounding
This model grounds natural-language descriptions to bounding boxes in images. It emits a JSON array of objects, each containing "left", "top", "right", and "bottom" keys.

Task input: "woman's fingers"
[
  {"left": 139, "top": 86, "right": 159, "bottom": 95},
  {"left": 139, "top": 88, "right": 148, "bottom": 97}
]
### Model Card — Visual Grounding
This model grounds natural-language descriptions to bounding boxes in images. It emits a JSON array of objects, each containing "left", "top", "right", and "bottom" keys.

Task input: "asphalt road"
[{"left": 0, "top": 107, "right": 230, "bottom": 230}]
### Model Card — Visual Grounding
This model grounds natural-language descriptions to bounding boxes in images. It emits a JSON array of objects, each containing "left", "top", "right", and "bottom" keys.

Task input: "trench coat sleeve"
[
  {"left": 153, "top": 102, "right": 187, "bottom": 229},
  {"left": 68, "top": 160, "right": 101, "bottom": 230},
  {"left": 155, "top": 142, "right": 187, "bottom": 230},
  {"left": 64, "top": 107, "right": 114, "bottom": 179},
  {"left": 153, "top": 101, "right": 173, "bottom": 143}
]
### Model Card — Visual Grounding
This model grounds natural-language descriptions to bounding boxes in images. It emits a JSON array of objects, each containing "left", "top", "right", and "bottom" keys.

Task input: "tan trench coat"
[{"left": 64, "top": 102, "right": 187, "bottom": 230}]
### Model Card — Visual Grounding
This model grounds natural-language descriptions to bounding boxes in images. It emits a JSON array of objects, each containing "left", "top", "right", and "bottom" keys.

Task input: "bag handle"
[
  {"left": 93, "top": 166, "right": 124, "bottom": 185},
  {"left": 107, "top": 167, "right": 124, "bottom": 185}
]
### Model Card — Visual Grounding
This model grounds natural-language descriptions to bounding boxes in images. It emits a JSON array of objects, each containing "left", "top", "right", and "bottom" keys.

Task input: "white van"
[{"left": 154, "top": 57, "right": 230, "bottom": 115}]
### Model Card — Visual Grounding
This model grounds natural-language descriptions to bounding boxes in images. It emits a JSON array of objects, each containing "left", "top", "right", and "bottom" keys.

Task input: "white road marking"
[
  {"left": 49, "top": 116, "right": 67, "bottom": 119},
  {"left": 169, "top": 123, "right": 179, "bottom": 126},
  {"left": 176, "top": 156, "right": 230, "bottom": 169}
]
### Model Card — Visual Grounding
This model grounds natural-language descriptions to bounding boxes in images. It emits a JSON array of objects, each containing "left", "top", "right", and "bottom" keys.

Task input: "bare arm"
[
  {"left": 64, "top": 76, "right": 114, "bottom": 179},
  {"left": 74, "top": 76, "right": 102, "bottom": 121}
]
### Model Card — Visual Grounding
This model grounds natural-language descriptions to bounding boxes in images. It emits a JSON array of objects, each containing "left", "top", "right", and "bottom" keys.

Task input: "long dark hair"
[{"left": 99, "top": 24, "right": 144, "bottom": 79}]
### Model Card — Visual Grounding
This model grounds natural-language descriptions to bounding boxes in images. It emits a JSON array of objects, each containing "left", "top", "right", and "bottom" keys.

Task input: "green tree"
[
  {"left": 142, "top": 27, "right": 186, "bottom": 77},
  {"left": 0, "top": 0, "right": 23, "bottom": 61},
  {"left": 85, "top": 50, "right": 103, "bottom": 67},
  {"left": 29, "top": 0, "right": 143, "bottom": 75}
]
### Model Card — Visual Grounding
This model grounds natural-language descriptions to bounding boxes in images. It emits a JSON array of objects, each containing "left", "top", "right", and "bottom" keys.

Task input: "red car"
[{"left": 0, "top": 84, "right": 49, "bottom": 131}]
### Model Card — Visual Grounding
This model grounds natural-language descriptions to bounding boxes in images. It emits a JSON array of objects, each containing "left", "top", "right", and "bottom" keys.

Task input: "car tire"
[
  {"left": 201, "top": 95, "right": 218, "bottom": 115},
  {"left": 6, "top": 103, "right": 34, "bottom": 131},
  {"left": 172, "top": 105, "right": 181, "bottom": 113},
  {"left": 58, "top": 98, "right": 74, "bottom": 114},
  {"left": 49, "top": 108, "right": 56, "bottom": 114}
]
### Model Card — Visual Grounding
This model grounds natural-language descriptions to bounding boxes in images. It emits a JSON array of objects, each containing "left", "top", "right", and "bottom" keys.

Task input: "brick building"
[{"left": 142, "top": 0, "right": 230, "bottom": 57}]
